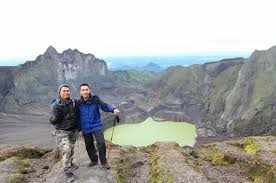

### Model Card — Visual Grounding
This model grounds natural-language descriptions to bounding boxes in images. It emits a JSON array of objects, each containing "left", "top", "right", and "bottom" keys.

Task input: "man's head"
[
  {"left": 58, "top": 84, "right": 71, "bottom": 100},
  {"left": 79, "top": 83, "right": 90, "bottom": 98}
]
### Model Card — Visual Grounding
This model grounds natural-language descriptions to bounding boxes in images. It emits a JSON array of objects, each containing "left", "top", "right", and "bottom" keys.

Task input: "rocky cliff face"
[
  {"left": 0, "top": 46, "right": 115, "bottom": 113},
  {"left": 145, "top": 46, "right": 276, "bottom": 137},
  {"left": 0, "top": 67, "right": 16, "bottom": 102},
  {"left": 221, "top": 46, "right": 276, "bottom": 136},
  {"left": 145, "top": 57, "right": 245, "bottom": 136}
]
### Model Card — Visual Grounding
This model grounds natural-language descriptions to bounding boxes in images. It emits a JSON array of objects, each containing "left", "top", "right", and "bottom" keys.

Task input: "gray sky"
[{"left": 0, "top": 0, "right": 276, "bottom": 63}]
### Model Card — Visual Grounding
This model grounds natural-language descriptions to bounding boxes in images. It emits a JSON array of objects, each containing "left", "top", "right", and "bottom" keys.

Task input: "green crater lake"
[{"left": 104, "top": 117, "right": 197, "bottom": 147}]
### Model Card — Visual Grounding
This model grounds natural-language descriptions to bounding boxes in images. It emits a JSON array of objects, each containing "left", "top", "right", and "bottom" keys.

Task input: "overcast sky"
[{"left": 0, "top": 0, "right": 276, "bottom": 64}]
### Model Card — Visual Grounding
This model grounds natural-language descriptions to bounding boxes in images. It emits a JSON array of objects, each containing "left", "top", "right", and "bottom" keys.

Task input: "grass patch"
[
  {"left": 200, "top": 144, "right": 218, "bottom": 162},
  {"left": 112, "top": 149, "right": 130, "bottom": 183},
  {"left": 243, "top": 138, "right": 260, "bottom": 154},
  {"left": 10, "top": 147, "right": 51, "bottom": 159},
  {"left": 16, "top": 159, "right": 32, "bottom": 174},
  {"left": 113, "top": 157, "right": 129, "bottom": 183},
  {"left": 0, "top": 156, "right": 6, "bottom": 161},
  {"left": 248, "top": 163, "right": 276, "bottom": 183},
  {"left": 8, "top": 174, "right": 24, "bottom": 183},
  {"left": 227, "top": 138, "right": 261, "bottom": 154},
  {"left": 200, "top": 144, "right": 236, "bottom": 166},
  {"left": 202, "top": 138, "right": 276, "bottom": 182},
  {"left": 1, "top": 147, "right": 51, "bottom": 162},
  {"left": 226, "top": 141, "right": 243, "bottom": 148},
  {"left": 149, "top": 145, "right": 174, "bottom": 183},
  {"left": 1, "top": 147, "right": 53, "bottom": 183},
  {"left": 149, "top": 145, "right": 160, "bottom": 183}
]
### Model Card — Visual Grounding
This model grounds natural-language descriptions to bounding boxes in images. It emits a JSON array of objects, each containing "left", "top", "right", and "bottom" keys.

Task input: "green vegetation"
[
  {"left": 8, "top": 174, "right": 24, "bottom": 183},
  {"left": 248, "top": 163, "right": 276, "bottom": 183},
  {"left": 227, "top": 137, "right": 270, "bottom": 154},
  {"left": 204, "top": 137, "right": 276, "bottom": 182},
  {"left": 200, "top": 144, "right": 235, "bottom": 166},
  {"left": 0, "top": 147, "right": 51, "bottom": 162},
  {"left": 149, "top": 145, "right": 174, "bottom": 183},
  {"left": 112, "top": 150, "right": 129, "bottom": 183},
  {"left": 149, "top": 145, "right": 159, "bottom": 183},
  {"left": 16, "top": 159, "right": 32, "bottom": 174},
  {"left": 243, "top": 138, "right": 260, "bottom": 154},
  {"left": 113, "top": 158, "right": 128, "bottom": 183},
  {"left": 112, "top": 69, "right": 157, "bottom": 85},
  {"left": 1, "top": 147, "right": 53, "bottom": 183}
]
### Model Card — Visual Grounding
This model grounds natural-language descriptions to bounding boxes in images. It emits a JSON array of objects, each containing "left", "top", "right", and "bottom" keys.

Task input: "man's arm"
[
  {"left": 49, "top": 103, "right": 64, "bottom": 125},
  {"left": 95, "top": 96, "right": 116, "bottom": 113}
]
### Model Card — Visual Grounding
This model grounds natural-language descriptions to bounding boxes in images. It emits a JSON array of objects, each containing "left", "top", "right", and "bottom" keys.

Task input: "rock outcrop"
[
  {"left": 0, "top": 46, "right": 115, "bottom": 113},
  {"left": 1, "top": 136, "right": 275, "bottom": 183}
]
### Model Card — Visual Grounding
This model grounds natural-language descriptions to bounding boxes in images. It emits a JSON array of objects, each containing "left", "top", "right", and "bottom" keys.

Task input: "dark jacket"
[
  {"left": 77, "top": 93, "right": 116, "bottom": 133},
  {"left": 49, "top": 98, "right": 78, "bottom": 130}
]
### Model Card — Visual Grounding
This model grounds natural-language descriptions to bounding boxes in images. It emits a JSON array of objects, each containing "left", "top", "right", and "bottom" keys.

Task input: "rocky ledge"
[{"left": 0, "top": 136, "right": 275, "bottom": 183}]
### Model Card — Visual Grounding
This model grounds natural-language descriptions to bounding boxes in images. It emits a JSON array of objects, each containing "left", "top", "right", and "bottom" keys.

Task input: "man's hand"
[
  {"left": 113, "top": 108, "right": 121, "bottom": 116},
  {"left": 79, "top": 131, "right": 83, "bottom": 138},
  {"left": 55, "top": 105, "right": 65, "bottom": 118}
]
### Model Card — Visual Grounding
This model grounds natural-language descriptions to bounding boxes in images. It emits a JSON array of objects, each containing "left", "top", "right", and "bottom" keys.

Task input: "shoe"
[
  {"left": 71, "top": 163, "right": 79, "bottom": 171},
  {"left": 87, "top": 161, "right": 98, "bottom": 167},
  {"left": 65, "top": 172, "right": 76, "bottom": 183},
  {"left": 101, "top": 162, "right": 111, "bottom": 170}
]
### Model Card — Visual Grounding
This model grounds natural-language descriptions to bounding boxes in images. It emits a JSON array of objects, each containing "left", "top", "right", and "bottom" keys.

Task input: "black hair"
[{"left": 79, "top": 83, "right": 90, "bottom": 89}]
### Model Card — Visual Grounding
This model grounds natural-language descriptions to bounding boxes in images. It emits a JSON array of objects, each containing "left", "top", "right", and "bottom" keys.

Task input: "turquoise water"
[{"left": 104, "top": 117, "right": 197, "bottom": 147}]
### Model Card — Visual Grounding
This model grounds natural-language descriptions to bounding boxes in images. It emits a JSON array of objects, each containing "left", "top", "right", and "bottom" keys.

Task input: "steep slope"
[
  {"left": 112, "top": 69, "right": 158, "bottom": 86},
  {"left": 0, "top": 66, "right": 16, "bottom": 102},
  {"left": 145, "top": 57, "right": 245, "bottom": 136},
  {"left": 222, "top": 46, "right": 276, "bottom": 136},
  {"left": 145, "top": 46, "right": 276, "bottom": 137}
]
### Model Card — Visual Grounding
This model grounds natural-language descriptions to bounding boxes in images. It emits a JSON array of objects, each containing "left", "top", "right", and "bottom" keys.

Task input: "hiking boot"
[
  {"left": 71, "top": 163, "right": 79, "bottom": 171},
  {"left": 65, "top": 172, "right": 76, "bottom": 183},
  {"left": 101, "top": 162, "right": 111, "bottom": 170},
  {"left": 87, "top": 161, "right": 98, "bottom": 167}
]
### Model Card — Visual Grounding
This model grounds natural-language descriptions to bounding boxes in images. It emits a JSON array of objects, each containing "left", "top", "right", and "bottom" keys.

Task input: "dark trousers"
[{"left": 83, "top": 130, "right": 107, "bottom": 164}]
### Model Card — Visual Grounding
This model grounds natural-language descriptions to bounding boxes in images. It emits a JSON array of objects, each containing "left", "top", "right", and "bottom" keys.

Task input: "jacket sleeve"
[
  {"left": 75, "top": 100, "right": 82, "bottom": 132},
  {"left": 96, "top": 96, "right": 116, "bottom": 113},
  {"left": 49, "top": 103, "right": 60, "bottom": 125}
]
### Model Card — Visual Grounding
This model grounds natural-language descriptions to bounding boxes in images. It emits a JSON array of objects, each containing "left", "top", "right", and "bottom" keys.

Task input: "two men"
[{"left": 50, "top": 83, "right": 120, "bottom": 182}]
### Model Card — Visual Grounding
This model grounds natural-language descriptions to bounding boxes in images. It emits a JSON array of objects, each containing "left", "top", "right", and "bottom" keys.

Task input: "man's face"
[
  {"left": 80, "top": 85, "right": 90, "bottom": 98},
  {"left": 60, "top": 87, "right": 70, "bottom": 99}
]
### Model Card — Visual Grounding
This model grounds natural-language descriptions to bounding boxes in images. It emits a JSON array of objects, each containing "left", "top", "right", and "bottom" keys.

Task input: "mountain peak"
[
  {"left": 146, "top": 62, "right": 159, "bottom": 66},
  {"left": 44, "top": 45, "right": 58, "bottom": 55},
  {"left": 62, "top": 48, "right": 81, "bottom": 55},
  {"left": 142, "top": 62, "right": 163, "bottom": 72}
]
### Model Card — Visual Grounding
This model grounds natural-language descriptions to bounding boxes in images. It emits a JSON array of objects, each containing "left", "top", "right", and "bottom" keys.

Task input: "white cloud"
[{"left": 0, "top": 0, "right": 276, "bottom": 62}]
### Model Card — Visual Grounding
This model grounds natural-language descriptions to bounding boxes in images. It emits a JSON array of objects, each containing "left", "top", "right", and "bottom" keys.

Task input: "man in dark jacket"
[
  {"left": 49, "top": 84, "right": 78, "bottom": 182},
  {"left": 77, "top": 83, "right": 120, "bottom": 169}
]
